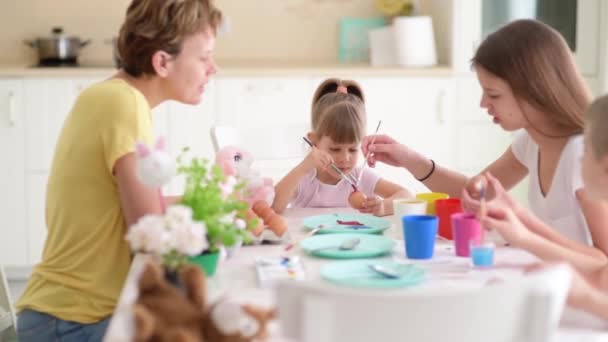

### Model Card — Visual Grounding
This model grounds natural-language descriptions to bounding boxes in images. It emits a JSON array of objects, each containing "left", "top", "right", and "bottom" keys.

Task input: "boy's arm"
[
  {"left": 517, "top": 202, "right": 608, "bottom": 262},
  {"left": 482, "top": 206, "right": 607, "bottom": 274},
  {"left": 569, "top": 267, "right": 608, "bottom": 321}
]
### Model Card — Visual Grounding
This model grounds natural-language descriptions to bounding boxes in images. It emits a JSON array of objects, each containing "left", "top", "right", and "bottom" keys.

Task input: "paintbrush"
[
  {"left": 357, "top": 120, "right": 382, "bottom": 187},
  {"left": 302, "top": 136, "right": 357, "bottom": 190},
  {"left": 476, "top": 180, "right": 487, "bottom": 242},
  {"left": 284, "top": 227, "right": 321, "bottom": 251}
]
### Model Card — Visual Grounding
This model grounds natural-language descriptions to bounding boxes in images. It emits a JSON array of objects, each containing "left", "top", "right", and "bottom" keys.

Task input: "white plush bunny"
[{"left": 135, "top": 137, "right": 176, "bottom": 188}]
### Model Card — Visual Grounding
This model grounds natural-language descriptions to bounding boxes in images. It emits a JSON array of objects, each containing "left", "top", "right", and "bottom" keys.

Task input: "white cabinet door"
[
  {"left": 25, "top": 174, "right": 48, "bottom": 265},
  {"left": 21, "top": 78, "right": 103, "bottom": 265},
  {"left": 214, "top": 77, "right": 314, "bottom": 182},
  {"left": 23, "top": 78, "right": 101, "bottom": 172},
  {"left": 452, "top": 76, "right": 512, "bottom": 172},
  {"left": 360, "top": 77, "right": 455, "bottom": 193},
  {"left": 0, "top": 79, "right": 27, "bottom": 267},
  {"left": 163, "top": 83, "right": 217, "bottom": 195},
  {"left": 215, "top": 77, "right": 313, "bottom": 127}
]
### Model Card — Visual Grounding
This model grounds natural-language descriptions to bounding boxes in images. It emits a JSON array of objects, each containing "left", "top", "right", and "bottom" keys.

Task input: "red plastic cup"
[{"left": 435, "top": 198, "right": 462, "bottom": 240}]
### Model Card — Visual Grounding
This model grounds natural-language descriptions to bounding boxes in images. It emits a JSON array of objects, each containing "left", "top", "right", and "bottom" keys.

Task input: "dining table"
[{"left": 104, "top": 207, "right": 608, "bottom": 341}]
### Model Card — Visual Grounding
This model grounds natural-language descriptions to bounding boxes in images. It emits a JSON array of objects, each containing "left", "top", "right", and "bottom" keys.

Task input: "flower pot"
[{"left": 188, "top": 251, "right": 220, "bottom": 276}]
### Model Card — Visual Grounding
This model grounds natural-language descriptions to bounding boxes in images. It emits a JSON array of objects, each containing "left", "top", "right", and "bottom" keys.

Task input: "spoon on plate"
[
  {"left": 368, "top": 264, "right": 401, "bottom": 279},
  {"left": 314, "top": 237, "right": 361, "bottom": 252}
]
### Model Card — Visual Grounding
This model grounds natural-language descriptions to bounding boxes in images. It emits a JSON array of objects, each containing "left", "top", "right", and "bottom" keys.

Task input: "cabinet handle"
[
  {"left": 8, "top": 91, "right": 16, "bottom": 126},
  {"left": 436, "top": 90, "right": 447, "bottom": 124}
]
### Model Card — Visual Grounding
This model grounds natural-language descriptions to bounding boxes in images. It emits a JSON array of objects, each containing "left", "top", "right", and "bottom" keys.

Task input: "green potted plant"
[
  {"left": 176, "top": 151, "right": 258, "bottom": 276},
  {"left": 125, "top": 204, "right": 210, "bottom": 284}
]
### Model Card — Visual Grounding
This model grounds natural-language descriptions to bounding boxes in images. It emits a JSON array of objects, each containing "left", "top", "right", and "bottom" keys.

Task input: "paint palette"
[{"left": 302, "top": 213, "right": 391, "bottom": 234}]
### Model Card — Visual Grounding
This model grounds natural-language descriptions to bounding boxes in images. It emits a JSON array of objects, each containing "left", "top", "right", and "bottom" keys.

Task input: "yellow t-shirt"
[{"left": 16, "top": 79, "right": 153, "bottom": 323}]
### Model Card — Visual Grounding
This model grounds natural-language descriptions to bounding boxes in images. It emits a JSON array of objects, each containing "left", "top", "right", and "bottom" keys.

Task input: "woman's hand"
[
  {"left": 361, "top": 134, "right": 410, "bottom": 168},
  {"left": 462, "top": 172, "right": 519, "bottom": 214},
  {"left": 357, "top": 196, "right": 387, "bottom": 216},
  {"left": 461, "top": 175, "right": 487, "bottom": 213}
]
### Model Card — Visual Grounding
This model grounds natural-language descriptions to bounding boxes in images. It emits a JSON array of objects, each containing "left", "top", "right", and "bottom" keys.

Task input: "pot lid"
[{"left": 37, "top": 27, "right": 81, "bottom": 40}]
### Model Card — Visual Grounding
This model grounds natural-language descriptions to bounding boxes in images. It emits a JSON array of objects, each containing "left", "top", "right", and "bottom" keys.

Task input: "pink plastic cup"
[{"left": 451, "top": 213, "right": 482, "bottom": 257}]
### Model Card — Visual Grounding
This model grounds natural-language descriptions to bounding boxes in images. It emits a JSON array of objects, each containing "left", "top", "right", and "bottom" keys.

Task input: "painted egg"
[{"left": 348, "top": 191, "right": 367, "bottom": 209}]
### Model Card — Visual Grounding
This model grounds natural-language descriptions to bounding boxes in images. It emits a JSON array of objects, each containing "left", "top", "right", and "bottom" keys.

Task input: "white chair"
[
  {"left": 210, "top": 124, "right": 309, "bottom": 182},
  {"left": 0, "top": 266, "right": 17, "bottom": 341},
  {"left": 277, "top": 265, "right": 572, "bottom": 342}
]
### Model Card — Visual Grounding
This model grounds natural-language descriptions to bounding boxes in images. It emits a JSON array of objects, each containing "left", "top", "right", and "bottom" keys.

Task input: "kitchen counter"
[{"left": 0, "top": 60, "right": 453, "bottom": 78}]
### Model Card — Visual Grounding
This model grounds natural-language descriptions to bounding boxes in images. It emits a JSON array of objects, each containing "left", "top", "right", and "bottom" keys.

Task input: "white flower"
[
  {"left": 126, "top": 215, "right": 171, "bottom": 254},
  {"left": 219, "top": 213, "right": 236, "bottom": 225},
  {"left": 171, "top": 220, "right": 209, "bottom": 256},
  {"left": 235, "top": 218, "right": 247, "bottom": 230},
  {"left": 165, "top": 205, "right": 193, "bottom": 228}
]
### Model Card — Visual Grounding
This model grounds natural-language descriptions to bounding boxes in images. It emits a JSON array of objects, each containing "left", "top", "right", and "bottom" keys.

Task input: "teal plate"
[
  {"left": 321, "top": 260, "right": 426, "bottom": 288},
  {"left": 300, "top": 233, "right": 395, "bottom": 259},
  {"left": 302, "top": 213, "right": 391, "bottom": 234}
]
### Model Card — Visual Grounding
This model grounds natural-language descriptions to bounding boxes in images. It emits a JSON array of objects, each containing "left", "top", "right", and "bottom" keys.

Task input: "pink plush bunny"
[
  {"left": 215, "top": 146, "right": 274, "bottom": 206},
  {"left": 215, "top": 146, "right": 287, "bottom": 239}
]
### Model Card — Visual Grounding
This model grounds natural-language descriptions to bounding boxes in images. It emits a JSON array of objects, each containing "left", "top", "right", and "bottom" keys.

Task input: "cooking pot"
[{"left": 25, "top": 27, "right": 90, "bottom": 64}]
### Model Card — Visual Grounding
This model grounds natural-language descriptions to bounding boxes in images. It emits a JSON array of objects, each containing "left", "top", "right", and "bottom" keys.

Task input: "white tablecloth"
[{"left": 104, "top": 207, "right": 608, "bottom": 341}]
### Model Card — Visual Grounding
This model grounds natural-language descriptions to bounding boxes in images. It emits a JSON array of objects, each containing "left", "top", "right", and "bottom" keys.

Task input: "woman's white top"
[{"left": 511, "top": 131, "right": 591, "bottom": 245}]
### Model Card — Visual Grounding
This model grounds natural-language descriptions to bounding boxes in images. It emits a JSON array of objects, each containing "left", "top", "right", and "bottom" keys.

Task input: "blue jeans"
[{"left": 17, "top": 309, "right": 110, "bottom": 342}]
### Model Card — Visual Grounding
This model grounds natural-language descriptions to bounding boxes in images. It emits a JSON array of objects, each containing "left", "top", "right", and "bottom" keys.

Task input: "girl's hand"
[
  {"left": 361, "top": 134, "right": 410, "bottom": 168},
  {"left": 480, "top": 204, "right": 531, "bottom": 246},
  {"left": 357, "top": 196, "right": 386, "bottom": 216},
  {"left": 301, "top": 147, "right": 333, "bottom": 172}
]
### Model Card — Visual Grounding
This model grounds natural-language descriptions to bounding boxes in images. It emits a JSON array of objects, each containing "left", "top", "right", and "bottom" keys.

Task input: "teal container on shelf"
[{"left": 338, "top": 17, "right": 387, "bottom": 63}]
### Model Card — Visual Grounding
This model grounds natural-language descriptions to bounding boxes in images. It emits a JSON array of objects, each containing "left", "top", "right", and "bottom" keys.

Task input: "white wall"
[{"left": 0, "top": 0, "right": 385, "bottom": 65}]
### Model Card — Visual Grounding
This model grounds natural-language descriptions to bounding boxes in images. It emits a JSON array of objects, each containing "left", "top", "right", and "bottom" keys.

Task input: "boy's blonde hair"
[
  {"left": 117, "top": 0, "right": 222, "bottom": 77},
  {"left": 311, "top": 78, "right": 366, "bottom": 144},
  {"left": 586, "top": 95, "right": 608, "bottom": 158},
  {"left": 472, "top": 19, "right": 591, "bottom": 137}
]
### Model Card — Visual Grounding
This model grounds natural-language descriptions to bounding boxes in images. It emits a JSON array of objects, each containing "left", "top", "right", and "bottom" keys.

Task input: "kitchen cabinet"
[
  {"left": 361, "top": 77, "right": 457, "bottom": 193},
  {"left": 0, "top": 72, "right": 516, "bottom": 268},
  {"left": 0, "top": 79, "right": 27, "bottom": 267}
]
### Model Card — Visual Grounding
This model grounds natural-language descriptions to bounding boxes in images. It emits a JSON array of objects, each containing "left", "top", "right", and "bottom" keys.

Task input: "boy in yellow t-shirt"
[{"left": 15, "top": 1, "right": 221, "bottom": 341}]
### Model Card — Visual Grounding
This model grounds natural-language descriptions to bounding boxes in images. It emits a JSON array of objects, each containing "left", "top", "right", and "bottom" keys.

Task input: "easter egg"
[{"left": 348, "top": 191, "right": 367, "bottom": 209}]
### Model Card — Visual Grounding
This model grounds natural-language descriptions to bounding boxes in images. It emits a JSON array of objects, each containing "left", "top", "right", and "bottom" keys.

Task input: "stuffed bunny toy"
[
  {"left": 215, "top": 146, "right": 287, "bottom": 240},
  {"left": 135, "top": 137, "right": 176, "bottom": 188}
]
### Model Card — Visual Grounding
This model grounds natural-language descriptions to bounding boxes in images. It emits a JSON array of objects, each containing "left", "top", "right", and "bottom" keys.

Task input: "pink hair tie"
[{"left": 336, "top": 85, "right": 348, "bottom": 94}]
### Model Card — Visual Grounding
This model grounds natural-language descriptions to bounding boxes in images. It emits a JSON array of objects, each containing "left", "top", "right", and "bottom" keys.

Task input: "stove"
[{"left": 36, "top": 57, "right": 79, "bottom": 67}]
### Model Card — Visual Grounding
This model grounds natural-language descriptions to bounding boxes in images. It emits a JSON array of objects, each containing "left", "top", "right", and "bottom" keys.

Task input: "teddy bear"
[
  {"left": 215, "top": 146, "right": 287, "bottom": 240},
  {"left": 133, "top": 261, "right": 276, "bottom": 342}
]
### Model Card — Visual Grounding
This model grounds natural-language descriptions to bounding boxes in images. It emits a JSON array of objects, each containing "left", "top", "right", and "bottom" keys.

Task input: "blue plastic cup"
[
  {"left": 403, "top": 215, "right": 438, "bottom": 259},
  {"left": 471, "top": 242, "right": 495, "bottom": 267}
]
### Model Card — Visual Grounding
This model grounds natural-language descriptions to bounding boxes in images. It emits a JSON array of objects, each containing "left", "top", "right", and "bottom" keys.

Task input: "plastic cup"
[
  {"left": 403, "top": 215, "right": 438, "bottom": 259},
  {"left": 435, "top": 198, "right": 462, "bottom": 240},
  {"left": 392, "top": 199, "right": 427, "bottom": 239},
  {"left": 471, "top": 242, "right": 495, "bottom": 267},
  {"left": 451, "top": 213, "right": 482, "bottom": 257},
  {"left": 416, "top": 192, "right": 449, "bottom": 215}
]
